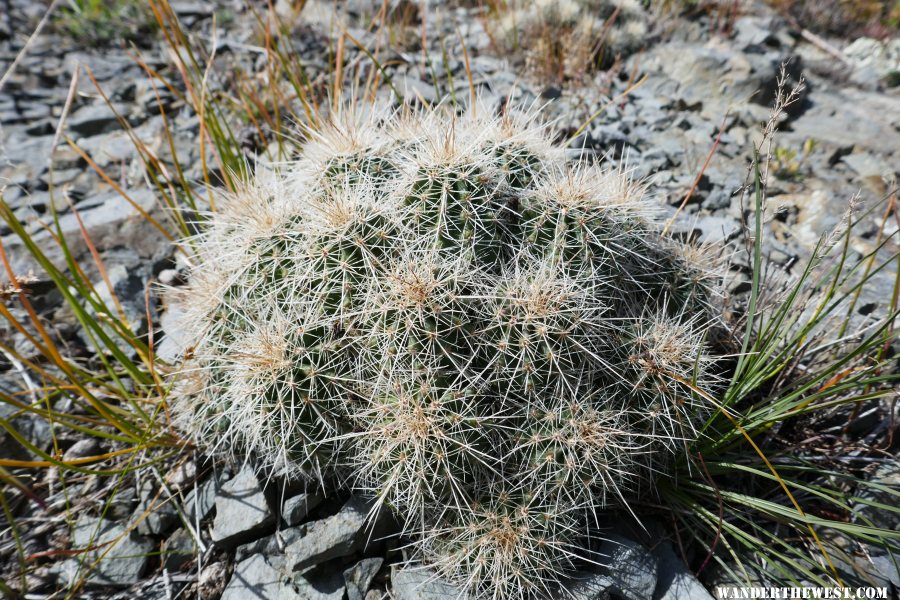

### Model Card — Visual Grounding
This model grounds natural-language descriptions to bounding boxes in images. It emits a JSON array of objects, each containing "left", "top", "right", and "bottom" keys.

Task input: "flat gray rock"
[
  {"left": 652, "top": 543, "right": 712, "bottom": 600},
  {"left": 134, "top": 480, "right": 178, "bottom": 537},
  {"left": 570, "top": 535, "right": 658, "bottom": 600},
  {"left": 842, "top": 152, "right": 895, "bottom": 180},
  {"left": 62, "top": 516, "right": 154, "bottom": 587},
  {"left": 284, "top": 496, "right": 379, "bottom": 572},
  {"left": 854, "top": 462, "right": 900, "bottom": 532},
  {"left": 391, "top": 565, "right": 469, "bottom": 600},
  {"left": 788, "top": 86, "right": 900, "bottom": 155},
  {"left": 222, "top": 554, "right": 343, "bottom": 600},
  {"left": 183, "top": 473, "right": 221, "bottom": 526},
  {"left": 212, "top": 466, "right": 275, "bottom": 547},
  {"left": 236, "top": 526, "right": 306, "bottom": 563},
  {"left": 162, "top": 528, "right": 197, "bottom": 572},
  {"left": 68, "top": 102, "right": 125, "bottom": 137},
  {"left": 282, "top": 492, "right": 324, "bottom": 527},
  {"left": 600, "top": 535, "right": 658, "bottom": 600},
  {"left": 221, "top": 554, "right": 298, "bottom": 600},
  {"left": 156, "top": 303, "right": 193, "bottom": 364},
  {"left": 345, "top": 557, "right": 383, "bottom": 600},
  {"left": 63, "top": 440, "right": 100, "bottom": 461},
  {"left": 395, "top": 75, "right": 438, "bottom": 104},
  {"left": 77, "top": 127, "right": 144, "bottom": 168},
  {"left": 692, "top": 215, "right": 741, "bottom": 245},
  {"left": 2, "top": 188, "right": 166, "bottom": 276},
  {"left": 856, "top": 549, "right": 900, "bottom": 589},
  {"left": 568, "top": 569, "right": 615, "bottom": 599},
  {"left": 638, "top": 41, "right": 790, "bottom": 109}
]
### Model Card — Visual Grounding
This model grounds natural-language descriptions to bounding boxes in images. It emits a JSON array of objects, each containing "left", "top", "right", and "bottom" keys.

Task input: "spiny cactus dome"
[{"left": 170, "top": 105, "right": 722, "bottom": 599}]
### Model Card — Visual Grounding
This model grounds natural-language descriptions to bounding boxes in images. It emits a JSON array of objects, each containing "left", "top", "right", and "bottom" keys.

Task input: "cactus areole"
[{"left": 170, "top": 106, "right": 722, "bottom": 599}]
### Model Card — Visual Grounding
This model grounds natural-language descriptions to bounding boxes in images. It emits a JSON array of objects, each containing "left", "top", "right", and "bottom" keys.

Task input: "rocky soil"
[{"left": 0, "top": 0, "right": 898, "bottom": 598}]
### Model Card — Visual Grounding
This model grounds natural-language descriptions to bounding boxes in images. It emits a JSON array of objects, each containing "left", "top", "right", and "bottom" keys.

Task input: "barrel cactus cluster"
[{"left": 169, "top": 105, "right": 722, "bottom": 599}]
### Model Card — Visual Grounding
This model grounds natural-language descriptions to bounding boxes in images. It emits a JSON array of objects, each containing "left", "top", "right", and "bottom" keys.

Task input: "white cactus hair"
[
  {"left": 167, "top": 101, "right": 725, "bottom": 599},
  {"left": 420, "top": 483, "right": 584, "bottom": 600}
]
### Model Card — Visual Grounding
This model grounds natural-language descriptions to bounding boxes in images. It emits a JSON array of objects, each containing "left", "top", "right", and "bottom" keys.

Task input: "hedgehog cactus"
[{"left": 169, "top": 105, "right": 722, "bottom": 599}]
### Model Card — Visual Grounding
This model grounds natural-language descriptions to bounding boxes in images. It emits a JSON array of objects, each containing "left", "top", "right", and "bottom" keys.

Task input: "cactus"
[{"left": 169, "top": 105, "right": 723, "bottom": 599}]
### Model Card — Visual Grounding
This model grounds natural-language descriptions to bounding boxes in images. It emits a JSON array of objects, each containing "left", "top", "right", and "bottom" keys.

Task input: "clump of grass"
[
  {"left": 483, "top": 0, "right": 650, "bottom": 83},
  {"left": 767, "top": 0, "right": 900, "bottom": 39},
  {"left": 656, "top": 0, "right": 742, "bottom": 36},
  {"left": 769, "top": 138, "right": 816, "bottom": 181},
  {"left": 657, "top": 72, "right": 900, "bottom": 588},
  {"left": 54, "top": 0, "right": 157, "bottom": 47}
]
